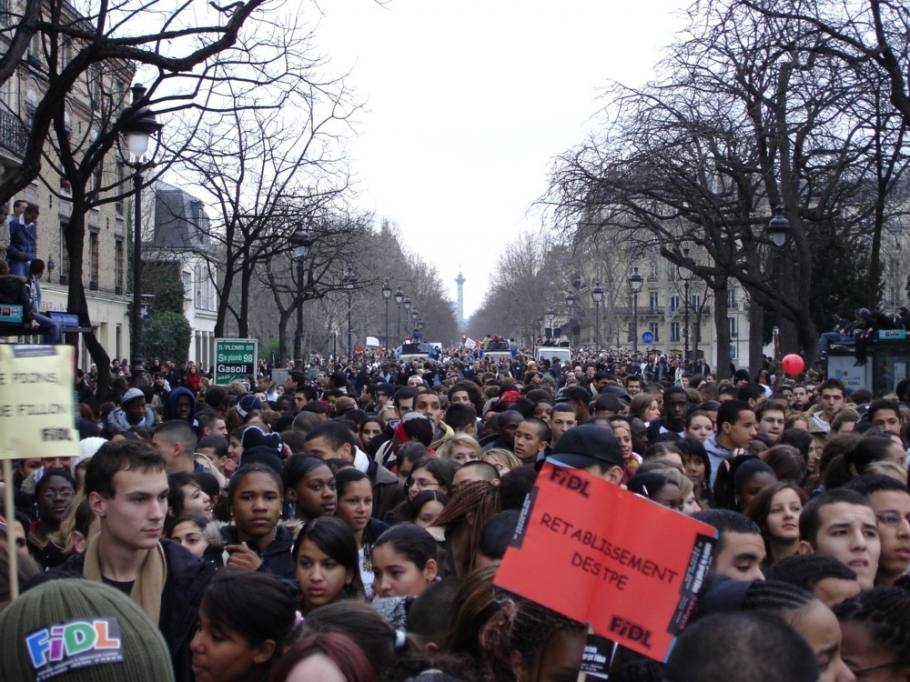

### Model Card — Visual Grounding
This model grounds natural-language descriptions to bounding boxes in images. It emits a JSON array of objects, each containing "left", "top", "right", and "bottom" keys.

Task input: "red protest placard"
[{"left": 495, "top": 462, "right": 717, "bottom": 662}]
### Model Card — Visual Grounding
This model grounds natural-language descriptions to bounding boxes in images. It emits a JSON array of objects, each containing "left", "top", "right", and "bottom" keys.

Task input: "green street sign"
[{"left": 214, "top": 338, "right": 258, "bottom": 385}]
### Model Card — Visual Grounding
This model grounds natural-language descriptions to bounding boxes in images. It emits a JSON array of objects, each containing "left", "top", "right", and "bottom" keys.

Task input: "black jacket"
[
  {"left": 0, "top": 273, "right": 33, "bottom": 323},
  {"left": 52, "top": 539, "right": 215, "bottom": 682},
  {"left": 208, "top": 523, "right": 297, "bottom": 584}
]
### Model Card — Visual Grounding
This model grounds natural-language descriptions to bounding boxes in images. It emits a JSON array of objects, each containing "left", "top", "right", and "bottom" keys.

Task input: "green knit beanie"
[{"left": 0, "top": 578, "right": 174, "bottom": 682}]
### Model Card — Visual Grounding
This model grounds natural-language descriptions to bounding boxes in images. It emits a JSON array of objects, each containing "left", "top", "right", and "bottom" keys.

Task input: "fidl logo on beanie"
[{"left": 26, "top": 618, "right": 123, "bottom": 681}]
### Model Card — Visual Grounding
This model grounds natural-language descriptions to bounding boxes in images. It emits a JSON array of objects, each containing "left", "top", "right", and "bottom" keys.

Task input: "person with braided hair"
[
  {"left": 743, "top": 580, "right": 854, "bottom": 682},
  {"left": 432, "top": 479, "right": 501, "bottom": 578},
  {"left": 834, "top": 587, "right": 910, "bottom": 681},
  {"left": 508, "top": 598, "right": 587, "bottom": 682}
]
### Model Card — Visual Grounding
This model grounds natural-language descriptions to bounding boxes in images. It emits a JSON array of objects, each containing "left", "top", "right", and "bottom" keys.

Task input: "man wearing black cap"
[
  {"left": 548, "top": 424, "right": 625, "bottom": 484},
  {"left": 558, "top": 386, "right": 592, "bottom": 425}
]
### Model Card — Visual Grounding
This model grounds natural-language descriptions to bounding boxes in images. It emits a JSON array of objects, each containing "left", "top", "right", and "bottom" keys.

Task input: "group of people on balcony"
[{"left": 0, "top": 198, "right": 61, "bottom": 344}]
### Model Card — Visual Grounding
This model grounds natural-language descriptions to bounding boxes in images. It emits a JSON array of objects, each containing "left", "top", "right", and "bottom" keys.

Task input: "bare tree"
[
  {"left": 172, "top": 67, "right": 357, "bottom": 338},
  {"left": 546, "top": 0, "right": 910, "bottom": 370}
]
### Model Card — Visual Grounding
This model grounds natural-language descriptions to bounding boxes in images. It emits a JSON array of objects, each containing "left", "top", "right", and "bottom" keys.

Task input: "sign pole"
[{"left": 3, "top": 458, "right": 18, "bottom": 601}]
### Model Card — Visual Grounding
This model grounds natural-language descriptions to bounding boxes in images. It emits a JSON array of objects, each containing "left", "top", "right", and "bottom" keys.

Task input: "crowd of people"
[{"left": 1, "top": 346, "right": 910, "bottom": 681}]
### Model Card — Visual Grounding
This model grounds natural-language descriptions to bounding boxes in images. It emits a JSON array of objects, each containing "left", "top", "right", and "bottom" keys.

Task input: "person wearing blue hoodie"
[{"left": 166, "top": 386, "right": 198, "bottom": 428}]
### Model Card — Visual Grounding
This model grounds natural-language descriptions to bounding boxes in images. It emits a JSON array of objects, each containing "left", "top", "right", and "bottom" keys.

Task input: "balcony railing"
[{"left": 0, "top": 109, "right": 27, "bottom": 158}]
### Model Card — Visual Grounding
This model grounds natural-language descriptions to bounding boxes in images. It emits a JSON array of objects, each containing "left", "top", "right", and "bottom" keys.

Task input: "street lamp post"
[
  {"left": 628, "top": 265, "right": 643, "bottom": 355},
  {"left": 394, "top": 288, "right": 404, "bottom": 343},
  {"left": 343, "top": 267, "right": 356, "bottom": 353},
  {"left": 678, "top": 248, "right": 695, "bottom": 366},
  {"left": 382, "top": 282, "right": 392, "bottom": 350},
  {"left": 565, "top": 292, "right": 576, "bottom": 347},
  {"left": 290, "top": 224, "right": 313, "bottom": 370},
  {"left": 766, "top": 206, "right": 792, "bottom": 386},
  {"left": 591, "top": 280, "right": 604, "bottom": 352},
  {"left": 402, "top": 296, "right": 412, "bottom": 341},
  {"left": 120, "top": 83, "right": 163, "bottom": 386},
  {"left": 546, "top": 307, "right": 556, "bottom": 341}
]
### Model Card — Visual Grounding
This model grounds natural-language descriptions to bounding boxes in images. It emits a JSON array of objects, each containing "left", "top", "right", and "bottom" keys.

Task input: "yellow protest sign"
[{"left": 0, "top": 345, "right": 78, "bottom": 460}]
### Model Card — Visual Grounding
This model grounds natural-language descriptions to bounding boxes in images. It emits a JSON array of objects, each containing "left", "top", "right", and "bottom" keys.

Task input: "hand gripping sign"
[{"left": 495, "top": 462, "right": 717, "bottom": 662}]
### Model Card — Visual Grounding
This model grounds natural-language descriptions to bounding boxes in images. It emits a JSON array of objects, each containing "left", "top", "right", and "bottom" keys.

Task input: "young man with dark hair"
[
  {"left": 737, "top": 382, "right": 766, "bottom": 407},
  {"left": 512, "top": 417, "right": 550, "bottom": 464},
  {"left": 766, "top": 554, "right": 861, "bottom": 606},
  {"left": 703, "top": 400, "right": 757, "bottom": 486},
  {"left": 646, "top": 386, "right": 689, "bottom": 442},
  {"left": 26, "top": 258, "right": 61, "bottom": 344},
  {"left": 691, "top": 509, "right": 765, "bottom": 581},
  {"left": 806, "top": 378, "right": 846, "bottom": 447},
  {"left": 151, "top": 419, "right": 199, "bottom": 473},
  {"left": 197, "top": 410, "right": 228, "bottom": 438},
  {"left": 798, "top": 488, "right": 881, "bottom": 591},
  {"left": 547, "top": 424, "right": 625, "bottom": 484},
  {"left": 867, "top": 398, "right": 902, "bottom": 435},
  {"left": 444, "top": 403, "right": 478, "bottom": 436},
  {"left": 52, "top": 440, "right": 214, "bottom": 680},
  {"left": 7, "top": 202, "right": 38, "bottom": 276},
  {"left": 549, "top": 403, "right": 577, "bottom": 443},
  {"left": 755, "top": 400, "right": 787, "bottom": 442},
  {"left": 303, "top": 420, "right": 403, "bottom": 518},
  {"left": 452, "top": 460, "right": 500, "bottom": 492},
  {"left": 664, "top": 612, "right": 819, "bottom": 682},
  {"left": 623, "top": 375, "right": 642, "bottom": 396},
  {"left": 447, "top": 383, "right": 473, "bottom": 406},
  {"left": 845, "top": 474, "right": 910, "bottom": 586}
]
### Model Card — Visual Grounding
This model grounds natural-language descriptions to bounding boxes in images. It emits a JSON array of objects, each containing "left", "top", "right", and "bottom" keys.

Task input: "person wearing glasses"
[
  {"left": 844, "top": 475, "right": 910, "bottom": 587},
  {"left": 27, "top": 468, "right": 77, "bottom": 565}
]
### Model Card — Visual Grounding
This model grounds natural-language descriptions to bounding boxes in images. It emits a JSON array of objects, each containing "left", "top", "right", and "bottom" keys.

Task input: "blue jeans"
[
  {"left": 818, "top": 332, "right": 852, "bottom": 353},
  {"left": 33, "top": 312, "right": 61, "bottom": 344},
  {"left": 9, "top": 258, "right": 29, "bottom": 277}
]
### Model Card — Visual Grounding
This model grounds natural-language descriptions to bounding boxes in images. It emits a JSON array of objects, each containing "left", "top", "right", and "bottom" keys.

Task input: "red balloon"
[{"left": 781, "top": 354, "right": 805, "bottom": 375}]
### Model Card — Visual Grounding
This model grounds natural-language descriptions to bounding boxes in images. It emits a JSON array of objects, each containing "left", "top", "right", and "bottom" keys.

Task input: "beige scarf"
[{"left": 83, "top": 534, "right": 167, "bottom": 626}]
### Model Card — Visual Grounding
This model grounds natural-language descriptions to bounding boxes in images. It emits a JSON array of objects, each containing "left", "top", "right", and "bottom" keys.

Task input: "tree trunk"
[
  {"left": 238, "top": 261, "right": 252, "bottom": 338},
  {"left": 64, "top": 193, "right": 113, "bottom": 398},
  {"left": 713, "top": 277, "right": 731, "bottom": 381},
  {"left": 748, "top": 295, "right": 765, "bottom": 376}
]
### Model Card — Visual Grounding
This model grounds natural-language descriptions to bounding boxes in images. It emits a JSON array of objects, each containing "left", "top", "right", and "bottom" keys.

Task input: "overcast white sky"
[{"left": 316, "top": 1, "right": 689, "bottom": 318}]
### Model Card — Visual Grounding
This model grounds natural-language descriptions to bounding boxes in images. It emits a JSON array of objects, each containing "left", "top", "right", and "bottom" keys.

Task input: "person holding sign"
[{"left": 548, "top": 424, "right": 625, "bottom": 484}]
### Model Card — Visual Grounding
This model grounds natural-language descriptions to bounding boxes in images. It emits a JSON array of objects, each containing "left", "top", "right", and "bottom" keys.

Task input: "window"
[
  {"left": 649, "top": 322, "right": 660, "bottom": 343},
  {"left": 182, "top": 271, "right": 192, "bottom": 300},
  {"left": 27, "top": 34, "right": 41, "bottom": 66},
  {"left": 89, "top": 232, "right": 99, "bottom": 288},
  {"left": 670, "top": 322, "right": 681, "bottom": 342},
  {"left": 728, "top": 289, "right": 737, "bottom": 310},
  {"left": 88, "top": 65, "right": 102, "bottom": 108},
  {"left": 115, "top": 162, "right": 124, "bottom": 214},
  {"left": 729, "top": 317, "right": 738, "bottom": 337},
  {"left": 115, "top": 239, "right": 124, "bottom": 294},
  {"left": 648, "top": 261, "right": 659, "bottom": 281},
  {"left": 649, "top": 291, "right": 659, "bottom": 312},
  {"left": 670, "top": 295, "right": 680, "bottom": 312},
  {"left": 59, "top": 221, "right": 70, "bottom": 284},
  {"left": 691, "top": 293, "right": 702, "bottom": 311}
]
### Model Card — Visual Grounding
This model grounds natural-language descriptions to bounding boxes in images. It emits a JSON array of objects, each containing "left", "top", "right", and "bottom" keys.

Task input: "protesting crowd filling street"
[
  {"left": 3, "top": 0, "right": 910, "bottom": 679},
  {"left": 2, "top": 338, "right": 910, "bottom": 681}
]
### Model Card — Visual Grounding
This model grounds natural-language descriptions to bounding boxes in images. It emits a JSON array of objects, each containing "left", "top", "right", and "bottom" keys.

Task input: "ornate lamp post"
[
  {"left": 120, "top": 83, "right": 163, "bottom": 386},
  {"left": 343, "top": 267, "right": 356, "bottom": 353},
  {"left": 766, "top": 206, "right": 792, "bottom": 386},
  {"left": 290, "top": 224, "right": 313, "bottom": 369},
  {"left": 591, "top": 280, "right": 604, "bottom": 351},
  {"left": 394, "top": 288, "right": 404, "bottom": 342},
  {"left": 565, "top": 291, "right": 576, "bottom": 346},
  {"left": 628, "top": 265, "right": 643, "bottom": 355},
  {"left": 381, "top": 282, "right": 392, "bottom": 350}
]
